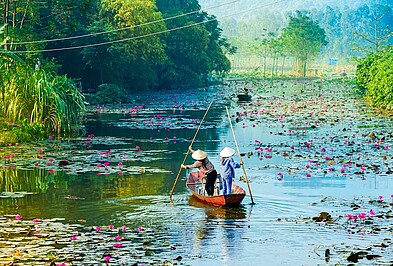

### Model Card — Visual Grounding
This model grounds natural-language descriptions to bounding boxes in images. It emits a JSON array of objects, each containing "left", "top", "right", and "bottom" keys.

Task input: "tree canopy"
[{"left": 1, "top": 0, "right": 232, "bottom": 92}]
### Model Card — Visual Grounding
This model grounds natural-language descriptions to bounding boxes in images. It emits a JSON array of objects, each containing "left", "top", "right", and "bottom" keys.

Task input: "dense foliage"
[
  {"left": 356, "top": 45, "right": 393, "bottom": 111},
  {"left": 1, "top": 0, "right": 231, "bottom": 92},
  {"left": 157, "top": 0, "right": 233, "bottom": 88}
]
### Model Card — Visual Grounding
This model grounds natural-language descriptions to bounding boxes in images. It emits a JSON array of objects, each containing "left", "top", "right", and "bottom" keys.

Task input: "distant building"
[{"left": 328, "top": 58, "right": 339, "bottom": 66}]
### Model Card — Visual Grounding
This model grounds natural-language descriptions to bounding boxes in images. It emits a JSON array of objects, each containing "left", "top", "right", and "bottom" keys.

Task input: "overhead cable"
[
  {"left": 11, "top": 0, "right": 241, "bottom": 45},
  {"left": 5, "top": 0, "right": 286, "bottom": 54}
]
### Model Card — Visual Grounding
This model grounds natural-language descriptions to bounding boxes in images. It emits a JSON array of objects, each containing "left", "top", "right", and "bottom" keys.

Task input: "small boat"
[
  {"left": 237, "top": 93, "right": 252, "bottom": 101},
  {"left": 186, "top": 171, "right": 246, "bottom": 206}
]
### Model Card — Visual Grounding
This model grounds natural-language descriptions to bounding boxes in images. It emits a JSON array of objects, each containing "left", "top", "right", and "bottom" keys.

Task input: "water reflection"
[
  {"left": 188, "top": 196, "right": 249, "bottom": 264},
  {"left": 188, "top": 196, "right": 247, "bottom": 220}
]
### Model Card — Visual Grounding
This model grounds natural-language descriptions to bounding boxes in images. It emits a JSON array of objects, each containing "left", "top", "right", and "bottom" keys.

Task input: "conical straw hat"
[
  {"left": 219, "top": 147, "right": 236, "bottom": 157},
  {"left": 192, "top": 149, "right": 207, "bottom": 160}
]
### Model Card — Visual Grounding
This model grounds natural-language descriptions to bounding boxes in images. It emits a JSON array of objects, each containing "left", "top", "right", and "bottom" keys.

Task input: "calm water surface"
[{"left": 1, "top": 83, "right": 393, "bottom": 265}]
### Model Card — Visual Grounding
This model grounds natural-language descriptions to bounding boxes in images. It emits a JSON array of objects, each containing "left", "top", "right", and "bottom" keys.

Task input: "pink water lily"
[
  {"left": 345, "top": 214, "right": 353, "bottom": 219},
  {"left": 70, "top": 236, "right": 78, "bottom": 241},
  {"left": 113, "top": 243, "right": 123, "bottom": 248},
  {"left": 358, "top": 212, "right": 366, "bottom": 219},
  {"left": 15, "top": 214, "right": 22, "bottom": 220}
]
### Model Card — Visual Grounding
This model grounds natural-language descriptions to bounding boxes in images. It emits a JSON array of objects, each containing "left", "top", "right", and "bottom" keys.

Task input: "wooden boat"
[
  {"left": 237, "top": 93, "right": 252, "bottom": 101},
  {"left": 186, "top": 171, "right": 246, "bottom": 206}
]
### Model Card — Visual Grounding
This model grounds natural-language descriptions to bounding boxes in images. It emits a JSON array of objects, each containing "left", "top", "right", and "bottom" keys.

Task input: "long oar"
[
  {"left": 169, "top": 100, "right": 214, "bottom": 199},
  {"left": 225, "top": 106, "right": 255, "bottom": 204}
]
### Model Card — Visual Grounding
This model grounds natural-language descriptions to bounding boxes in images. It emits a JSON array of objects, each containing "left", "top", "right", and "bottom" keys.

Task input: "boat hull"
[{"left": 186, "top": 172, "right": 246, "bottom": 206}]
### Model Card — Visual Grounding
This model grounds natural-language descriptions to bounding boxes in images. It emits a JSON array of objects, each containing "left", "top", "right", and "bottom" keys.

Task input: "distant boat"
[
  {"left": 237, "top": 93, "right": 252, "bottom": 101},
  {"left": 186, "top": 171, "right": 246, "bottom": 206}
]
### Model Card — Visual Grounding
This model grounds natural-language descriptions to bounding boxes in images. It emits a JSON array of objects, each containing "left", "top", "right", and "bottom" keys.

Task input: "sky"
[{"left": 198, "top": 0, "right": 390, "bottom": 18}]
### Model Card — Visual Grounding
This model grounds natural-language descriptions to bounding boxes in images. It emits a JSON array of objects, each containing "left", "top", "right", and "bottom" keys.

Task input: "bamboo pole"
[
  {"left": 225, "top": 106, "right": 255, "bottom": 204},
  {"left": 169, "top": 100, "right": 214, "bottom": 199}
]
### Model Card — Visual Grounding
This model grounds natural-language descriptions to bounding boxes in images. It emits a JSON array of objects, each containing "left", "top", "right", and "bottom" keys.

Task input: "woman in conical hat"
[
  {"left": 182, "top": 147, "right": 217, "bottom": 196},
  {"left": 219, "top": 147, "right": 241, "bottom": 195}
]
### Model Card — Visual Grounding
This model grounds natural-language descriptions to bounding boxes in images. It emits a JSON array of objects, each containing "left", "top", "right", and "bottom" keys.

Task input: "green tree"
[
  {"left": 280, "top": 11, "right": 327, "bottom": 76},
  {"left": 98, "top": 0, "right": 167, "bottom": 91},
  {"left": 157, "top": 0, "right": 232, "bottom": 88}
]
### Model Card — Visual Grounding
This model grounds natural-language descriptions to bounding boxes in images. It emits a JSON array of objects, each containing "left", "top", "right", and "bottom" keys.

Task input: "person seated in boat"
[
  {"left": 219, "top": 147, "right": 241, "bottom": 195},
  {"left": 182, "top": 147, "right": 218, "bottom": 196}
]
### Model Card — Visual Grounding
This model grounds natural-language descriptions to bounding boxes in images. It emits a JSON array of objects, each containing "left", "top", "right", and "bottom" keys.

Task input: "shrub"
[
  {"left": 93, "top": 83, "right": 129, "bottom": 104},
  {"left": 356, "top": 46, "right": 393, "bottom": 111}
]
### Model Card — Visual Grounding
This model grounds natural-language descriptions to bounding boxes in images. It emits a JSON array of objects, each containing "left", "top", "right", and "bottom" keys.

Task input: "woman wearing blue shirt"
[{"left": 219, "top": 147, "right": 241, "bottom": 195}]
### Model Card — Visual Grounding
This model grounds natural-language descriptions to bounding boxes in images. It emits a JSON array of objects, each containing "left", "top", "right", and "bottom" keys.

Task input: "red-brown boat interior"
[{"left": 186, "top": 171, "right": 246, "bottom": 206}]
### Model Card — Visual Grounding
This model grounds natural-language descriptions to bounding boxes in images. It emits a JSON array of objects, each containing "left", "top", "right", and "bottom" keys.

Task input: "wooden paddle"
[
  {"left": 169, "top": 100, "right": 214, "bottom": 199},
  {"left": 225, "top": 106, "right": 255, "bottom": 204}
]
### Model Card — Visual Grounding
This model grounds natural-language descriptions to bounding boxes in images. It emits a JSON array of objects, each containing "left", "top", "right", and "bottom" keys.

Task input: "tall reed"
[{"left": 0, "top": 58, "right": 85, "bottom": 137}]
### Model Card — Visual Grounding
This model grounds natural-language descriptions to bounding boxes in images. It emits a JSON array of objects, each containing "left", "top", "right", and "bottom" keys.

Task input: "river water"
[{"left": 1, "top": 79, "right": 393, "bottom": 265}]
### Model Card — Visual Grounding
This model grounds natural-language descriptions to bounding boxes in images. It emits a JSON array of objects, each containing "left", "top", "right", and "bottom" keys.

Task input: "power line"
[
  {"left": 11, "top": 0, "right": 241, "bottom": 45},
  {"left": 5, "top": 0, "right": 286, "bottom": 54}
]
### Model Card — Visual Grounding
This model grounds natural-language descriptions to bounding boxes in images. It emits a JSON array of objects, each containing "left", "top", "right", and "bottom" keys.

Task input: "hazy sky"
[{"left": 198, "top": 0, "right": 386, "bottom": 18}]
